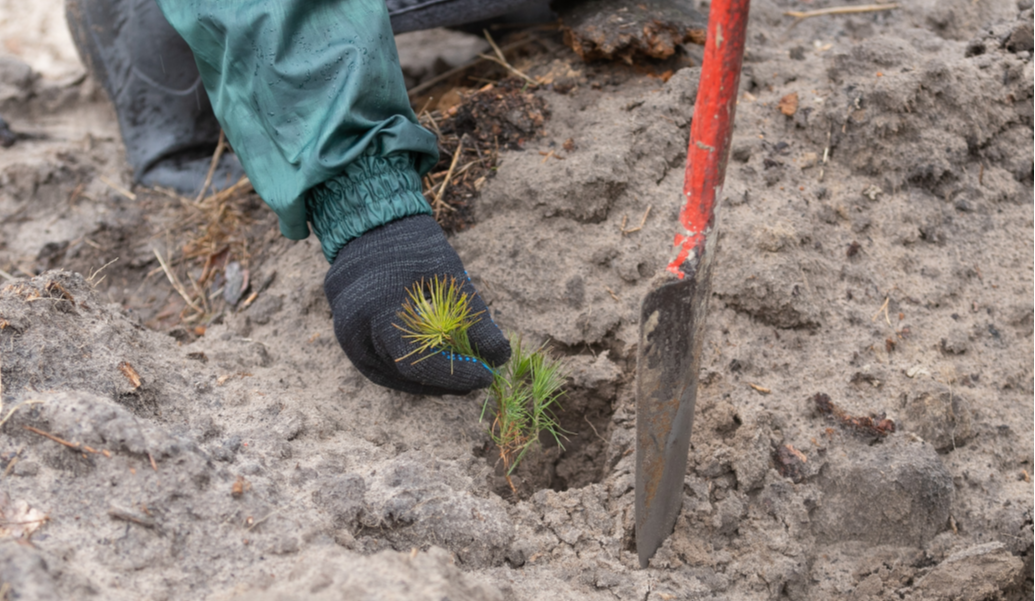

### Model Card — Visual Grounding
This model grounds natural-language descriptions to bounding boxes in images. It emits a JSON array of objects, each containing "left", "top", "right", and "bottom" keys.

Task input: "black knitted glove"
[{"left": 324, "top": 215, "right": 511, "bottom": 395}]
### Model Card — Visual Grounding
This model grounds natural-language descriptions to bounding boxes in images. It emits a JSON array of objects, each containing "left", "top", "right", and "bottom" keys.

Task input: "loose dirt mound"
[{"left": 1, "top": 1, "right": 1032, "bottom": 600}]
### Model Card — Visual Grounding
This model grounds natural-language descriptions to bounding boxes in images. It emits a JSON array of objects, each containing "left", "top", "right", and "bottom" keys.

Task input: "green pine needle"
[
  {"left": 394, "top": 276, "right": 568, "bottom": 491},
  {"left": 483, "top": 337, "right": 567, "bottom": 480},
  {"left": 394, "top": 275, "right": 482, "bottom": 367}
]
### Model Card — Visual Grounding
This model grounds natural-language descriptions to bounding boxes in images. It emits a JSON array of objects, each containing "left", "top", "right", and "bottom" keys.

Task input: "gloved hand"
[{"left": 325, "top": 214, "right": 511, "bottom": 395}]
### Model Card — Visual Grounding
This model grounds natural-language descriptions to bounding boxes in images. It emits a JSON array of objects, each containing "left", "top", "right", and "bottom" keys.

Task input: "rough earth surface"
[{"left": 1, "top": 1, "right": 1032, "bottom": 600}]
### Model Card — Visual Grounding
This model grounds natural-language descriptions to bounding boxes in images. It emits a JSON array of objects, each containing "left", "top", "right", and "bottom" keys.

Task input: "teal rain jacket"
[{"left": 155, "top": 0, "right": 440, "bottom": 262}]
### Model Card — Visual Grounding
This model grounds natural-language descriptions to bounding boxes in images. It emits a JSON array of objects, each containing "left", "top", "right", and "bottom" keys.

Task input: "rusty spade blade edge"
[
  {"left": 635, "top": 0, "right": 750, "bottom": 569},
  {"left": 635, "top": 254, "right": 713, "bottom": 569}
]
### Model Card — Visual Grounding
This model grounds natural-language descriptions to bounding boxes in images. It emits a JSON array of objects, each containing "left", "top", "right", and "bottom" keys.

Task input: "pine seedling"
[
  {"left": 481, "top": 337, "right": 567, "bottom": 494},
  {"left": 394, "top": 277, "right": 568, "bottom": 494},
  {"left": 394, "top": 275, "right": 482, "bottom": 370}
]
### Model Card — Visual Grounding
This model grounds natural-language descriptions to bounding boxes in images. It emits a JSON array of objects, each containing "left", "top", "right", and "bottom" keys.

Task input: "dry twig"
[
  {"left": 785, "top": 3, "right": 899, "bottom": 22},
  {"left": 784, "top": 444, "right": 808, "bottom": 464},
  {"left": 421, "top": 109, "right": 442, "bottom": 136},
  {"left": 153, "top": 248, "right": 204, "bottom": 315},
  {"left": 621, "top": 205, "right": 653, "bottom": 235},
  {"left": 245, "top": 509, "right": 278, "bottom": 532},
  {"left": 109, "top": 507, "right": 156, "bottom": 529},
  {"left": 481, "top": 30, "right": 537, "bottom": 86},
  {"left": 871, "top": 296, "right": 891, "bottom": 326},
  {"left": 185, "top": 270, "right": 211, "bottom": 316},
  {"left": 432, "top": 138, "right": 464, "bottom": 218},
  {"left": 99, "top": 176, "right": 137, "bottom": 201},
  {"left": 416, "top": 96, "right": 435, "bottom": 117},
  {"left": 23, "top": 425, "right": 101, "bottom": 454},
  {"left": 584, "top": 414, "right": 606, "bottom": 443},
  {"left": 148, "top": 185, "right": 191, "bottom": 204},
  {"left": 407, "top": 36, "right": 538, "bottom": 98},
  {"left": 0, "top": 400, "right": 44, "bottom": 430},
  {"left": 195, "top": 130, "right": 227, "bottom": 203},
  {"left": 239, "top": 290, "right": 259, "bottom": 310},
  {"left": 205, "top": 176, "right": 252, "bottom": 205},
  {"left": 814, "top": 393, "right": 895, "bottom": 437},
  {"left": 118, "top": 362, "right": 142, "bottom": 389},
  {"left": 820, "top": 96, "right": 861, "bottom": 182},
  {"left": 479, "top": 54, "right": 537, "bottom": 86},
  {"left": 86, "top": 257, "right": 119, "bottom": 286}
]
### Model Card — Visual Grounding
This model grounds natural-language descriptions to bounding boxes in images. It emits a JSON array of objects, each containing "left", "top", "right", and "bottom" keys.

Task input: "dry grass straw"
[
  {"left": 0, "top": 389, "right": 44, "bottom": 432},
  {"left": 416, "top": 116, "right": 494, "bottom": 231},
  {"left": 480, "top": 29, "right": 538, "bottom": 86},
  {"left": 86, "top": 258, "right": 119, "bottom": 287},
  {"left": 406, "top": 33, "right": 541, "bottom": 99},
  {"left": 153, "top": 247, "right": 205, "bottom": 317},
  {"left": 148, "top": 137, "right": 258, "bottom": 324},
  {"left": 620, "top": 204, "right": 652, "bottom": 235},
  {"left": 99, "top": 175, "right": 137, "bottom": 201},
  {"left": 195, "top": 130, "right": 227, "bottom": 203},
  {"left": 180, "top": 176, "right": 255, "bottom": 265},
  {"left": 785, "top": 3, "right": 899, "bottom": 23},
  {"left": 22, "top": 425, "right": 105, "bottom": 454},
  {"left": 431, "top": 138, "right": 463, "bottom": 219}
]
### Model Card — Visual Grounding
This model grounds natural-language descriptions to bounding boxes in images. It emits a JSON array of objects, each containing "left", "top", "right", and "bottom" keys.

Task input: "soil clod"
[
  {"left": 557, "top": 0, "right": 706, "bottom": 64},
  {"left": 773, "top": 443, "right": 808, "bottom": 483}
]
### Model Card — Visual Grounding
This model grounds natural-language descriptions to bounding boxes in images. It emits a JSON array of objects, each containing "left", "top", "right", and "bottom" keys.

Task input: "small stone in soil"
[{"left": 223, "top": 261, "right": 249, "bottom": 306}]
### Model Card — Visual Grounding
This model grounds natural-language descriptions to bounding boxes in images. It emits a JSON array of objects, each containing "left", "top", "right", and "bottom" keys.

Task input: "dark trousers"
[{"left": 65, "top": 0, "right": 551, "bottom": 182}]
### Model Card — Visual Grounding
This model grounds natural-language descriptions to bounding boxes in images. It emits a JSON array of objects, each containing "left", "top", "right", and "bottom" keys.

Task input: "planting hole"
[{"left": 477, "top": 364, "right": 618, "bottom": 500}]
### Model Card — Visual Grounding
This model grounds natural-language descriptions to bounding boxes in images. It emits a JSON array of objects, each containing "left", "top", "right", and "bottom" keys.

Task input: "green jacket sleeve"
[{"left": 154, "top": 0, "right": 439, "bottom": 262}]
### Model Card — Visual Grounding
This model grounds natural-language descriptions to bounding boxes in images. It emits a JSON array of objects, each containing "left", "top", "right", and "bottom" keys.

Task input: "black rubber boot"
[{"left": 65, "top": 0, "right": 243, "bottom": 194}]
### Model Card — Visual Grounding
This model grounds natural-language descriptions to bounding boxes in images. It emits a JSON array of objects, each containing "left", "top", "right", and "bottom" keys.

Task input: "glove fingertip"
[
  {"left": 480, "top": 341, "right": 512, "bottom": 368},
  {"left": 468, "top": 324, "right": 512, "bottom": 367}
]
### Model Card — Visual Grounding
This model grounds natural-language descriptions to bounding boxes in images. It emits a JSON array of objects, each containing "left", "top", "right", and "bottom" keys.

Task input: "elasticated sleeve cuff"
[
  {"left": 155, "top": 0, "right": 439, "bottom": 251},
  {"left": 305, "top": 152, "right": 432, "bottom": 263}
]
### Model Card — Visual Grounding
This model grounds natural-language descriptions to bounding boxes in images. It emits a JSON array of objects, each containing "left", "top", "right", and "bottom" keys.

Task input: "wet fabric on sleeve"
[{"left": 154, "top": 0, "right": 439, "bottom": 262}]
